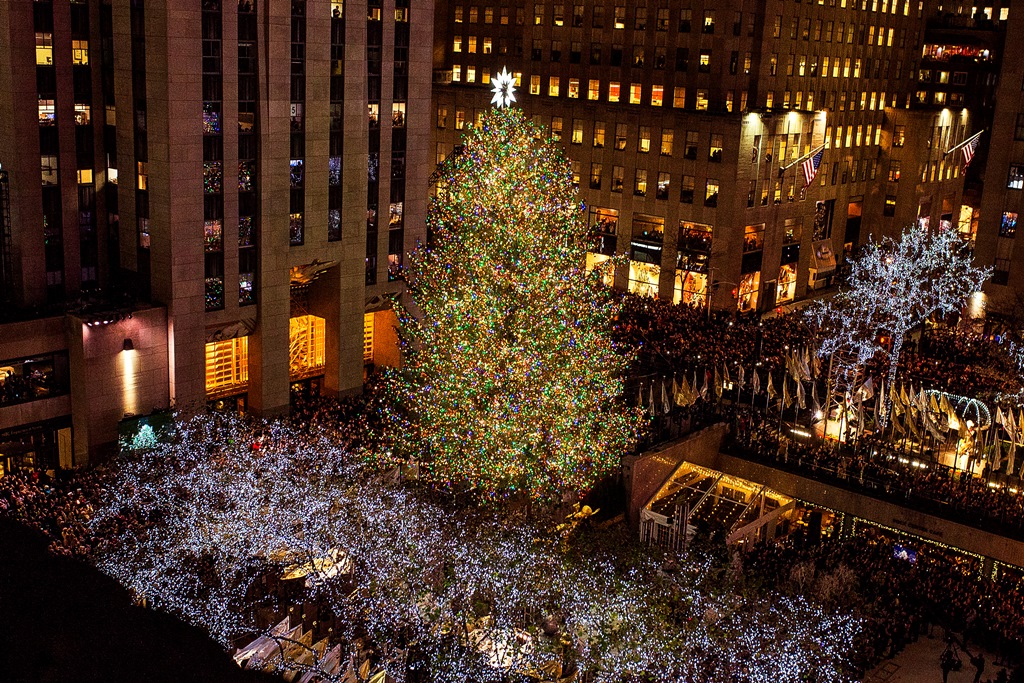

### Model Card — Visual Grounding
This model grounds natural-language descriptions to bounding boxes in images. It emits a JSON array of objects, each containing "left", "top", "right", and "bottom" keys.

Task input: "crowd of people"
[
  {"left": 0, "top": 468, "right": 107, "bottom": 558},
  {"left": 874, "top": 327, "right": 1020, "bottom": 405},
  {"left": 745, "top": 532, "right": 1024, "bottom": 680},
  {"left": 612, "top": 295, "right": 812, "bottom": 379}
]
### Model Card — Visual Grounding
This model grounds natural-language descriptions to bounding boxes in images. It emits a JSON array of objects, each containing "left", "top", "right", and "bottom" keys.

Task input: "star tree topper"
[{"left": 490, "top": 66, "right": 517, "bottom": 108}]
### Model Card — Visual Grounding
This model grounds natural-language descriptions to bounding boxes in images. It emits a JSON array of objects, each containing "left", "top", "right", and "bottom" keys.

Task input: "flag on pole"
[
  {"left": 783, "top": 377, "right": 793, "bottom": 408},
  {"left": 662, "top": 380, "right": 672, "bottom": 414},
  {"left": 676, "top": 376, "right": 690, "bottom": 407},
  {"left": 767, "top": 373, "right": 777, "bottom": 399},
  {"left": 858, "top": 377, "right": 875, "bottom": 402},
  {"left": 648, "top": 383, "right": 655, "bottom": 413},
  {"left": 993, "top": 431, "right": 1003, "bottom": 471},
  {"left": 738, "top": 365, "right": 746, "bottom": 389},
  {"left": 723, "top": 363, "right": 732, "bottom": 386},
  {"left": 796, "top": 379, "right": 806, "bottom": 409},
  {"left": 701, "top": 370, "right": 710, "bottom": 399},
  {"left": 714, "top": 366, "right": 723, "bottom": 400},
  {"left": 962, "top": 132, "right": 981, "bottom": 168},
  {"left": 752, "top": 369, "right": 761, "bottom": 396},
  {"left": 801, "top": 148, "right": 824, "bottom": 187}
]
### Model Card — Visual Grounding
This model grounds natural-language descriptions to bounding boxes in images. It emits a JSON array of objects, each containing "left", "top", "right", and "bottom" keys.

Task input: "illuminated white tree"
[
  {"left": 94, "top": 412, "right": 860, "bottom": 683},
  {"left": 806, "top": 226, "right": 990, "bottom": 423}
]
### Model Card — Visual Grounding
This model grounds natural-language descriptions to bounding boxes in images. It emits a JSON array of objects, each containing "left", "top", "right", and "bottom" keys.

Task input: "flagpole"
[
  {"left": 779, "top": 143, "right": 827, "bottom": 172},
  {"left": 942, "top": 129, "right": 984, "bottom": 157}
]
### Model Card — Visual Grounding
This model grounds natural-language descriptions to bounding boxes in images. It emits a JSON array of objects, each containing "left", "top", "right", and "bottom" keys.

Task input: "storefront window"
[
  {"left": 738, "top": 271, "right": 760, "bottom": 312},
  {"left": 777, "top": 263, "right": 797, "bottom": 304},
  {"left": 0, "top": 353, "right": 70, "bottom": 408},
  {"left": 674, "top": 269, "right": 708, "bottom": 307},
  {"left": 628, "top": 261, "right": 660, "bottom": 298}
]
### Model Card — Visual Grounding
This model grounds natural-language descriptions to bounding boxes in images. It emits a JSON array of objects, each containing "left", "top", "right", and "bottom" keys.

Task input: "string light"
[
  {"left": 806, "top": 226, "right": 990, "bottom": 425},
  {"left": 93, "top": 411, "right": 861, "bottom": 682},
  {"left": 378, "top": 107, "right": 645, "bottom": 500}
]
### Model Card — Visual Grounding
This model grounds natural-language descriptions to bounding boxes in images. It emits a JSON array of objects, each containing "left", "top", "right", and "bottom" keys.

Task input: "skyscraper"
[
  {"left": 431, "top": 0, "right": 981, "bottom": 312},
  {"left": 0, "top": 0, "right": 434, "bottom": 467}
]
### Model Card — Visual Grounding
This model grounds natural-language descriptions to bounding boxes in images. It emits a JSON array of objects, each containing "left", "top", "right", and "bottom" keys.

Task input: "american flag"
[
  {"left": 801, "top": 148, "right": 824, "bottom": 188},
  {"left": 962, "top": 132, "right": 981, "bottom": 168}
]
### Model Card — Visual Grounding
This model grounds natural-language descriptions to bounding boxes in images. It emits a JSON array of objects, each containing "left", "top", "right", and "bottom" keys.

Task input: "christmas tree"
[{"left": 382, "top": 106, "right": 644, "bottom": 500}]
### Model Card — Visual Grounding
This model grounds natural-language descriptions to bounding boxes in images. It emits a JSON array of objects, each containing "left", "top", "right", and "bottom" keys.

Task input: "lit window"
[
  {"left": 205, "top": 338, "right": 249, "bottom": 396},
  {"left": 673, "top": 87, "right": 686, "bottom": 108},
  {"left": 453, "top": 36, "right": 462, "bottom": 52},
  {"left": 38, "top": 99, "right": 56, "bottom": 126},
  {"left": 696, "top": 90, "right": 709, "bottom": 111},
  {"left": 588, "top": 79, "right": 600, "bottom": 100},
  {"left": 35, "top": 32, "right": 53, "bottom": 65},
  {"left": 77, "top": 169, "right": 93, "bottom": 185},
  {"left": 548, "top": 76, "right": 560, "bottom": 96},
  {"left": 551, "top": 117, "right": 563, "bottom": 142},
  {"left": 1008, "top": 164, "right": 1024, "bottom": 190},
  {"left": 483, "top": 38, "right": 492, "bottom": 54},
  {"left": 661, "top": 130, "right": 673, "bottom": 156},
  {"left": 638, "top": 126, "right": 651, "bottom": 153},
  {"left": 608, "top": 82, "right": 620, "bottom": 103},
  {"left": 452, "top": 64, "right": 462, "bottom": 81},
  {"left": 656, "top": 172, "right": 670, "bottom": 200},
  {"left": 634, "top": 169, "right": 648, "bottom": 196},
  {"left": 705, "top": 178, "right": 719, "bottom": 207},
  {"left": 1001, "top": 211, "right": 1018, "bottom": 238},
  {"left": 629, "top": 83, "right": 642, "bottom": 104},
  {"left": 530, "top": 75, "right": 540, "bottom": 94},
  {"left": 466, "top": 66, "right": 476, "bottom": 83},
  {"left": 568, "top": 78, "right": 579, "bottom": 98},
  {"left": 709, "top": 134, "right": 723, "bottom": 162},
  {"left": 571, "top": 119, "right": 583, "bottom": 144},
  {"left": 205, "top": 219, "right": 223, "bottom": 252},
  {"left": 137, "top": 161, "right": 149, "bottom": 191},
  {"left": 71, "top": 39, "right": 89, "bottom": 65},
  {"left": 651, "top": 85, "right": 664, "bottom": 107},
  {"left": 468, "top": 36, "right": 477, "bottom": 53}
]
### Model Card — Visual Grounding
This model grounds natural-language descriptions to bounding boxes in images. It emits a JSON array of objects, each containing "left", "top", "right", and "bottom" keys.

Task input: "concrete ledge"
[{"left": 0, "top": 395, "right": 71, "bottom": 430}]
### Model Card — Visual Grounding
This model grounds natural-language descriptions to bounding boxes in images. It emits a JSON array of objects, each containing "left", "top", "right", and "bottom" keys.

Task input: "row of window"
[
  {"left": 453, "top": 67, "right": 905, "bottom": 120},
  {"left": 452, "top": 0, "right": 913, "bottom": 31}
]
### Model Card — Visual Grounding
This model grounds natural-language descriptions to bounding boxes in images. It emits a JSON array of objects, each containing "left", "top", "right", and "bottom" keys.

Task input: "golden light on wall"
[
  {"left": 205, "top": 337, "right": 249, "bottom": 397},
  {"left": 289, "top": 315, "right": 326, "bottom": 379},
  {"left": 120, "top": 339, "right": 139, "bottom": 417},
  {"left": 363, "top": 313, "right": 374, "bottom": 364}
]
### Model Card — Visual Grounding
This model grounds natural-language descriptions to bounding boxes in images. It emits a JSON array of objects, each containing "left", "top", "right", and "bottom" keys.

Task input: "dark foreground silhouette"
[{"left": 0, "top": 517, "right": 274, "bottom": 683}]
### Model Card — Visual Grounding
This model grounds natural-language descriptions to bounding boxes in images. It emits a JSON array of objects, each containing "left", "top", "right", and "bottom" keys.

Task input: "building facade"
[
  {"left": 970, "top": 3, "right": 1024, "bottom": 317},
  {"left": 0, "top": 0, "right": 433, "bottom": 466},
  {"left": 431, "top": 0, "right": 982, "bottom": 312}
]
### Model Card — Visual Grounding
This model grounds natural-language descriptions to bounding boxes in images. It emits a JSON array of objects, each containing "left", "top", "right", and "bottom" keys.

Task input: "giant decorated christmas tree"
[{"left": 382, "top": 100, "right": 644, "bottom": 500}]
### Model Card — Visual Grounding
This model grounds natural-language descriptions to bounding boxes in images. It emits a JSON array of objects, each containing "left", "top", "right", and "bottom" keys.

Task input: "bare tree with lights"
[{"left": 805, "top": 226, "right": 990, "bottom": 425}]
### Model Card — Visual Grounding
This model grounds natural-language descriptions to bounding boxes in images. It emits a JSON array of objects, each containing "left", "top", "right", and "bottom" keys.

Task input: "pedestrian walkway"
[{"left": 866, "top": 632, "right": 1006, "bottom": 683}]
